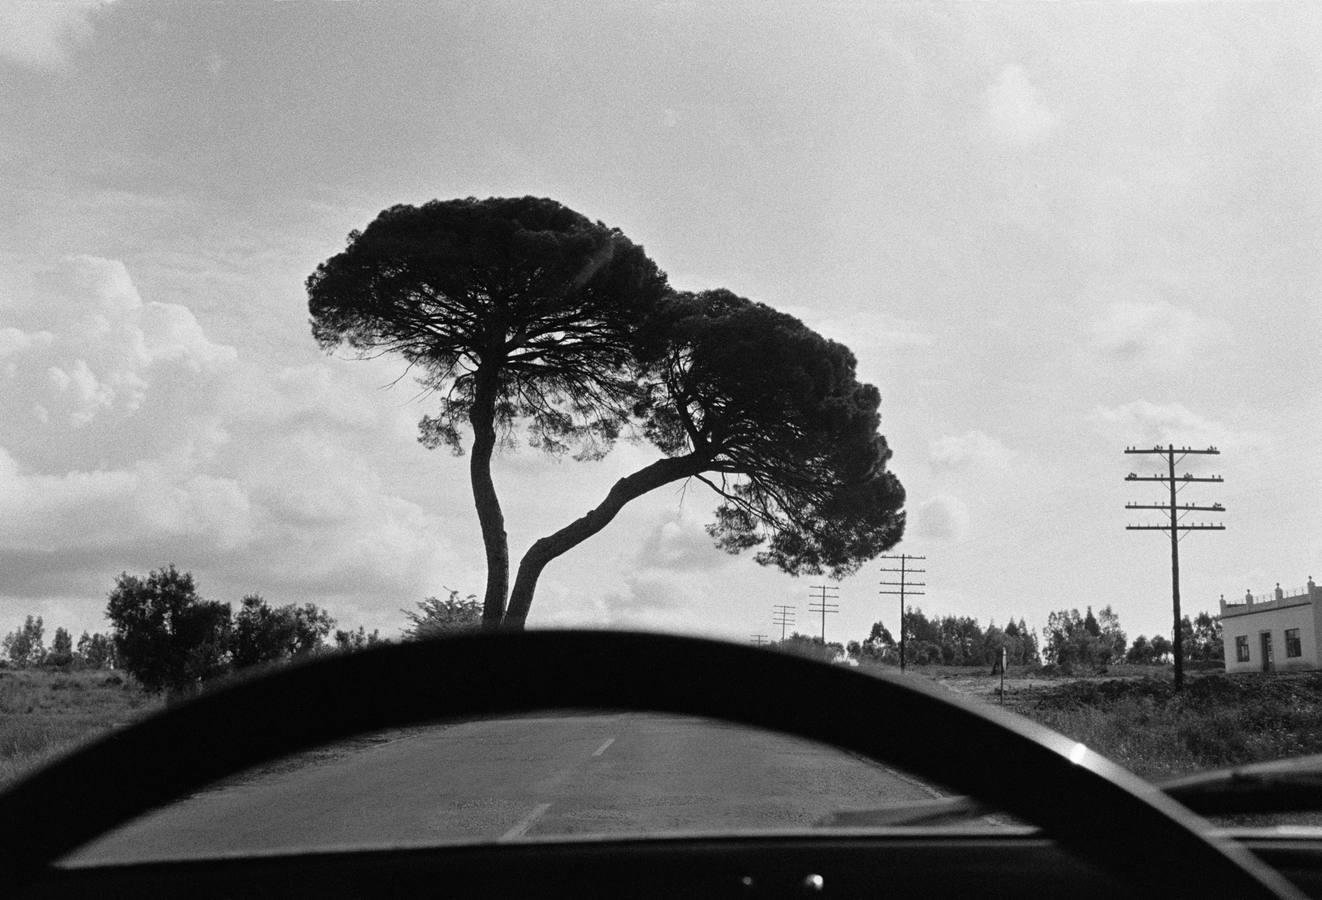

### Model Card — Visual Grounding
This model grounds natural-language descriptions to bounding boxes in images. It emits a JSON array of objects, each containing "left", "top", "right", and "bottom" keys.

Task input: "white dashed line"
[
  {"left": 499, "top": 802, "right": 552, "bottom": 842},
  {"left": 592, "top": 737, "right": 616, "bottom": 757}
]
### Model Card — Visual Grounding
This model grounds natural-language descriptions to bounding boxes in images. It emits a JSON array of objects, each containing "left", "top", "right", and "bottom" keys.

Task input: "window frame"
[
  {"left": 1285, "top": 628, "right": 1302, "bottom": 659},
  {"left": 1235, "top": 635, "right": 1251, "bottom": 662}
]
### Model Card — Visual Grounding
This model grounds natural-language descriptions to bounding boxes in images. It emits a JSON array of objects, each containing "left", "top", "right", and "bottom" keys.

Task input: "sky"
[{"left": 1, "top": 1, "right": 1318, "bottom": 649}]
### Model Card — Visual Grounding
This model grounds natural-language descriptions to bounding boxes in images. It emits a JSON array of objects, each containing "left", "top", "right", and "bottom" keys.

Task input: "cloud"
[
  {"left": 930, "top": 430, "right": 1014, "bottom": 470},
  {"left": 632, "top": 506, "right": 728, "bottom": 573},
  {"left": 1088, "top": 400, "right": 1270, "bottom": 452},
  {"left": 985, "top": 65, "right": 1054, "bottom": 145},
  {"left": 5, "top": 256, "right": 237, "bottom": 428},
  {"left": 0, "top": 0, "right": 115, "bottom": 71},
  {"left": 1089, "top": 299, "right": 1230, "bottom": 370},
  {"left": 912, "top": 494, "right": 970, "bottom": 542},
  {"left": 0, "top": 256, "right": 467, "bottom": 630}
]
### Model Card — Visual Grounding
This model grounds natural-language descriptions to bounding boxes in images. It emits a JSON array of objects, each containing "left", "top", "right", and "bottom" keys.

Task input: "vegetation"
[
  {"left": 0, "top": 668, "right": 160, "bottom": 787},
  {"left": 105, "top": 566, "right": 349, "bottom": 696},
  {"left": 1003, "top": 671, "right": 1322, "bottom": 780},
  {"left": 307, "top": 196, "right": 670, "bottom": 627},
  {"left": 506, "top": 291, "right": 905, "bottom": 628},
  {"left": 402, "top": 589, "right": 481, "bottom": 639},
  {"left": 308, "top": 200, "right": 906, "bottom": 629}
]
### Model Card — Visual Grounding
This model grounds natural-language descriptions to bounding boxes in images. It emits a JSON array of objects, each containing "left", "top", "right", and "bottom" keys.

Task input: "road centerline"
[
  {"left": 499, "top": 802, "right": 552, "bottom": 842},
  {"left": 591, "top": 737, "right": 616, "bottom": 758}
]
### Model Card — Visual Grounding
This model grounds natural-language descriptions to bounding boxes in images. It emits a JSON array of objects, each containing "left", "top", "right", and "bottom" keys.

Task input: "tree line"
[
  {"left": 0, "top": 566, "right": 481, "bottom": 697},
  {"left": 772, "top": 604, "right": 1224, "bottom": 672}
]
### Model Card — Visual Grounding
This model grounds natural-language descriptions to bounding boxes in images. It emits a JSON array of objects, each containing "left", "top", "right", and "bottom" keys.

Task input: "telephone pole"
[
  {"left": 771, "top": 604, "right": 796, "bottom": 642},
  {"left": 1125, "top": 444, "right": 1224, "bottom": 691},
  {"left": 879, "top": 554, "right": 926, "bottom": 672},
  {"left": 750, "top": 634, "right": 769, "bottom": 647},
  {"left": 808, "top": 585, "right": 839, "bottom": 644}
]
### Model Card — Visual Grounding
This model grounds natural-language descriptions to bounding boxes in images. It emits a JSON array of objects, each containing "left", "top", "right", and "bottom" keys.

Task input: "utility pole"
[
  {"left": 750, "top": 634, "right": 768, "bottom": 647},
  {"left": 879, "top": 554, "right": 926, "bottom": 672},
  {"left": 808, "top": 585, "right": 839, "bottom": 644},
  {"left": 1125, "top": 444, "right": 1224, "bottom": 691},
  {"left": 771, "top": 604, "right": 796, "bottom": 642}
]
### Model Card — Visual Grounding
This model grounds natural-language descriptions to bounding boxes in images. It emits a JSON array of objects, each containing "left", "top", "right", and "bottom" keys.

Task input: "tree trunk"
[
  {"left": 469, "top": 369, "right": 509, "bottom": 629},
  {"left": 503, "top": 455, "right": 704, "bottom": 630}
]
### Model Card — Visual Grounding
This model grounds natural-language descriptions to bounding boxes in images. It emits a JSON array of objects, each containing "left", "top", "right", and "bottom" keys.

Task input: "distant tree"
[
  {"left": 1125, "top": 635, "right": 1154, "bottom": 665},
  {"left": 505, "top": 290, "right": 905, "bottom": 627},
  {"left": 75, "top": 631, "right": 116, "bottom": 669},
  {"left": 230, "top": 595, "right": 336, "bottom": 669},
  {"left": 105, "top": 566, "right": 233, "bottom": 695},
  {"left": 2, "top": 616, "right": 46, "bottom": 668},
  {"left": 403, "top": 589, "right": 481, "bottom": 639},
  {"left": 307, "top": 196, "right": 670, "bottom": 627},
  {"left": 1184, "top": 612, "right": 1223, "bottom": 663},
  {"left": 1095, "top": 605, "right": 1127, "bottom": 664},
  {"left": 775, "top": 632, "right": 844, "bottom": 663},
  {"left": 1150, "top": 634, "right": 1173, "bottom": 664},
  {"left": 45, "top": 627, "right": 74, "bottom": 668},
  {"left": 334, "top": 626, "right": 385, "bottom": 652}
]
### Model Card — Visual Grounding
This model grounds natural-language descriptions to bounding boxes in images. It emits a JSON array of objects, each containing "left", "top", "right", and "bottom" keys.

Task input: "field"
[
  {"left": 918, "top": 665, "right": 1322, "bottom": 780},
  {"left": 0, "top": 668, "right": 161, "bottom": 787}
]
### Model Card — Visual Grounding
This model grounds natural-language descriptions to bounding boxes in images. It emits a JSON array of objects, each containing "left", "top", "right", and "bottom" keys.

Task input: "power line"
[
  {"left": 808, "top": 585, "right": 840, "bottom": 644},
  {"left": 750, "top": 634, "right": 769, "bottom": 647},
  {"left": 879, "top": 554, "right": 926, "bottom": 673},
  {"left": 771, "top": 604, "right": 796, "bottom": 642},
  {"left": 1124, "top": 444, "right": 1224, "bottom": 691}
]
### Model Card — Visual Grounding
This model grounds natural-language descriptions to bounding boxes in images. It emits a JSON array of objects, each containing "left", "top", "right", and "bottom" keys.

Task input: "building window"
[
  {"left": 1236, "top": 636, "right": 1250, "bottom": 662},
  {"left": 1286, "top": 628, "right": 1302, "bottom": 658}
]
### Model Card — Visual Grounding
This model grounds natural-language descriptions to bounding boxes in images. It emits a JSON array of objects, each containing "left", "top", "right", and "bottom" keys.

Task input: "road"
[{"left": 69, "top": 713, "right": 940, "bottom": 864}]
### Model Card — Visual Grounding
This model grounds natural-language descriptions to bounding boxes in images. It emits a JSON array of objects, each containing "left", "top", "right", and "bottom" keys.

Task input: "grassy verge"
[
  {"left": 0, "top": 668, "right": 161, "bottom": 787},
  {"left": 906, "top": 665, "right": 1322, "bottom": 780}
]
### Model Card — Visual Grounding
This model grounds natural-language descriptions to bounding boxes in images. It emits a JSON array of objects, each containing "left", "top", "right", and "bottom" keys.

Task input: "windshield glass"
[
  {"left": 66, "top": 713, "right": 998, "bottom": 865},
  {"left": 1, "top": 0, "right": 1319, "bottom": 843}
]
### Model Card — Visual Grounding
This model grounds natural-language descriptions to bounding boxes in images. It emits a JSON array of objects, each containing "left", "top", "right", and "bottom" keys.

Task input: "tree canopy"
[
  {"left": 504, "top": 290, "right": 906, "bottom": 627},
  {"left": 105, "top": 566, "right": 232, "bottom": 695},
  {"left": 307, "top": 196, "right": 669, "bottom": 625}
]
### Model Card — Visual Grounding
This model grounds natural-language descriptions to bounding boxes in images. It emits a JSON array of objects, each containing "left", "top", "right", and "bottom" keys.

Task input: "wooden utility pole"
[
  {"left": 808, "top": 585, "right": 840, "bottom": 644},
  {"left": 1125, "top": 445, "right": 1224, "bottom": 691},
  {"left": 879, "top": 554, "right": 926, "bottom": 672},
  {"left": 750, "top": 634, "right": 769, "bottom": 647},
  {"left": 771, "top": 604, "right": 796, "bottom": 642}
]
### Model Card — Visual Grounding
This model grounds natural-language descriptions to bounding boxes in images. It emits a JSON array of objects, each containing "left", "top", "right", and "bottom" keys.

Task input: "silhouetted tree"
[
  {"left": 105, "top": 566, "right": 232, "bottom": 695},
  {"left": 505, "top": 291, "right": 905, "bottom": 627},
  {"left": 403, "top": 588, "right": 481, "bottom": 639},
  {"left": 230, "top": 594, "right": 335, "bottom": 669},
  {"left": 334, "top": 626, "right": 384, "bottom": 652},
  {"left": 307, "top": 197, "right": 669, "bottom": 627}
]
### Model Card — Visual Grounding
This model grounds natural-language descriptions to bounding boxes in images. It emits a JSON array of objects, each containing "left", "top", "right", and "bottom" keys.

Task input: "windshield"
[{"left": 1, "top": 0, "right": 1319, "bottom": 849}]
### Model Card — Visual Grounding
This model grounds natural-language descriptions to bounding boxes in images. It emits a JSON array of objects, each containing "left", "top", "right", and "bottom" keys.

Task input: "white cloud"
[
  {"left": 0, "top": 0, "right": 115, "bottom": 71},
  {"left": 11, "top": 256, "right": 237, "bottom": 427},
  {"left": 1089, "top": 299, "right": 1230, "bottom": 370},
  {"left": 985, "top": 65, "right": 1054, "bottom": 145},
  {"left": 632, "top": 506, "right": 728, "bottom": 573},
  {"left": 930, "top": 430, "right": 1014, "bottom": 470},
  {"left": 1088, "top": 400, "right": 1270, "bottom": 453},
  {"left": 912, "top": 494, "right": 970, "bottom": 542}
]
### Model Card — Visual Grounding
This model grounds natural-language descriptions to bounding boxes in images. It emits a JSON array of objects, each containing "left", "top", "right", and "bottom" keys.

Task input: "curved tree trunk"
[
  {"left": 470, "top": 369, "right": 509, "bottom": 629},
  {"left": 503, "top": 455, "right": 704, "bottom": 630}
]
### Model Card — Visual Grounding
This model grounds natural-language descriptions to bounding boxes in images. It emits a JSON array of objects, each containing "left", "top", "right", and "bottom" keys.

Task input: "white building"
[{"left": 1220, "top": 577, "right": 1321, "bottom": 673}]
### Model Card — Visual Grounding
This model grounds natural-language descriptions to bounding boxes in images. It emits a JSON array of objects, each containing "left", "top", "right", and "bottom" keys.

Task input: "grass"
[
  {"left": 0, "top": 668, "right": 162, "bottom": 787},
  {"left": 905, "top": 664, "right": 1322, "bottom": 780}
]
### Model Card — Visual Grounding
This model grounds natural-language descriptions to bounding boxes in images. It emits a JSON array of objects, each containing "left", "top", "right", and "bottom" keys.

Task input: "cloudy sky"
[{"left": 1, "top": 1, "right": 1318, "bottom": 648}]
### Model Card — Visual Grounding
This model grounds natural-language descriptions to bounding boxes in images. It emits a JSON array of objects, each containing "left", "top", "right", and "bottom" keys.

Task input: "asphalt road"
[{"left": 69, "top": 713, "right": 939, "bottom": 864}]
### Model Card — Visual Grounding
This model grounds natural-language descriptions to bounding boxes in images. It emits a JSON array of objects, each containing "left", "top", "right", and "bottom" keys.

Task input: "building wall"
[{"left": 1221, "top": 600, "right": 1316, "bottom": 673}]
